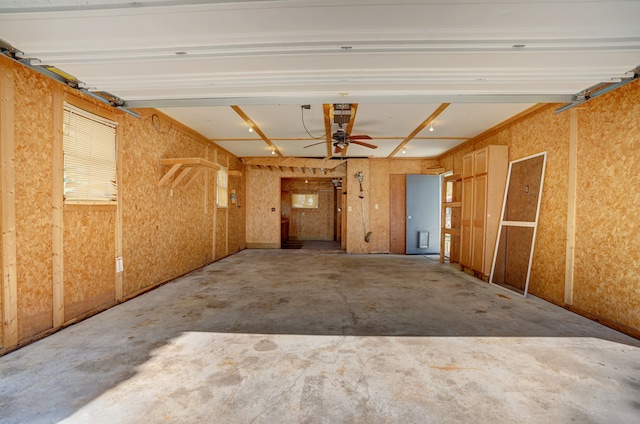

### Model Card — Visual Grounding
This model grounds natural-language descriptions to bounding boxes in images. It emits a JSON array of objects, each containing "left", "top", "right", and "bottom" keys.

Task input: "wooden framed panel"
[
  {"left": 490, "top": 152, "right": 547, "bottom": 297},
  {"left": 471, "top": 174, "right": 487, "bottom": 272},
  {"left": 460, "top": 177, "right": 473, "bottom": 265}
]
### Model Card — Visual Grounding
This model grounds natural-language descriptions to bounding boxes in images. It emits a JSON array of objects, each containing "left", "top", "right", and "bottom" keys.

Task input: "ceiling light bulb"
[
  {"left": 429, "top": 124, "right": 434, "bottom": 132},
  {"left": 402, "top": 148, "right": 406, "bottom": 154},
  {"left": 249, "top": 126, "right": 254, "bottom": 133},
  {"left": 305, "top": 178, "right": 309, "bottom": 184},
  {"left": 271, "top": 149, "right": 275, "bottom": 155}
]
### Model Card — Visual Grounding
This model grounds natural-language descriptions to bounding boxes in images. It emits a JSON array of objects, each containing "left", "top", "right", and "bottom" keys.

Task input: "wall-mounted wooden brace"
[{"left": 158, "top": 157, "right": 220, "bottom": 188}]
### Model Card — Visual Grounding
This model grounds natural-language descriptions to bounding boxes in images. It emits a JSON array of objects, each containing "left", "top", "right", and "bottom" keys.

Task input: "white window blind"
[
  {"left": 217, "top": 166, "right": 228, "bottom": 208},
  {"left": 63, "top": 103, "right": 117, "bottom": 204}
]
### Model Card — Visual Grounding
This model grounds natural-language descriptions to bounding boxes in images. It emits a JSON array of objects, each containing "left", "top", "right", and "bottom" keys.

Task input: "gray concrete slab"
[{"left": 1, "top": 249, "right": 639, "bottom": 423}]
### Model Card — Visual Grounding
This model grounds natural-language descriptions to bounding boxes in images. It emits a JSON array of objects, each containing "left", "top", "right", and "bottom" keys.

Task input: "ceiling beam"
[
  {"left": 388, "top": 103, "right": 450, "bottom": 158},
  {"left": 242, "top": 157, "right": 346, "bottom": 170},
  {"left": 341, "top": 103, "right": 359, "bottom": 157},
  {"left": 323, "top": 104, "right": 332, "bottom": 158},
  {"left": 230, "top": 105, "right": 283, "bottom": 157}
]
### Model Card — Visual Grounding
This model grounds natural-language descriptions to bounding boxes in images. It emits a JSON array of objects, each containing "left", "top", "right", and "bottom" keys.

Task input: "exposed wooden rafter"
[
  {"left": 231, "top": 105, "right": 283, "bottom": 157},
  {"left": 388, "top": 103, "right": 450, "bottom": 158},
  {"left": 243, "top": 157, "right": 344, "bottom": 169},
  {"left": 323, "top": 104, "right": 333, "bottom": 158},
  {"left": 341, "top": 103, "right": 359, "bottom": 157}
]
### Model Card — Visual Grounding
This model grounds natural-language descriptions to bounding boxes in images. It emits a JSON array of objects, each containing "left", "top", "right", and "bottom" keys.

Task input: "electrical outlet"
[{"left": 348, "top": 206, "right": 352, "bottom": 212}]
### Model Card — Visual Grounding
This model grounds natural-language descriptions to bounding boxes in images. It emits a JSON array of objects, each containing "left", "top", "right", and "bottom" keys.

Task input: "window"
[
  {"left": 217, "top": 166, "right": 228, "bottom": 208},
  {"left": 292, "top": 193, "right": 318, "bottom": 209},
  {"left": 63, "top": 103, "right": 117, "bottom": 204}
]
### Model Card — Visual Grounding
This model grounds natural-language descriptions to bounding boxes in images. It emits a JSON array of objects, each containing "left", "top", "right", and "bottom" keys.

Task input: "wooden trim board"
[
  {"left": 52, "top": 84, "right": 65, "bottom": 327},
  {"left": 1, "top": 58, "right": 18, "bottom": 348}
]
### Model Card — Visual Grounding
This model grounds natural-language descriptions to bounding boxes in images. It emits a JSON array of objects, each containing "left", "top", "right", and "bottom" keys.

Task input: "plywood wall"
[
  {"left": 439, "top": 82, "right": 640, "bottom": 335},
  {"left": 121, "top": 109, "right": 217, "bottom": 296},
  {"left": 246, "top": 159, "right": 442, "bottom": 253},
  {"left": 246, "top": 168, "right": 283, "bottom": 247},
  {"left": 0, "top": 56, "right": 246, "bottom": 354},
  {"left": 63, "top": 207, "right": 116, "bottom": 322},
  {"left": 572, "top": 80, "right": 640, "bottom": 332},
  {"left": 14, "top": 62, "right": 54, "bottom": 341}
]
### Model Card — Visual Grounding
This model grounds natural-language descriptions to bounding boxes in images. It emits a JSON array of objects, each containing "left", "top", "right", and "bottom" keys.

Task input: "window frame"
[
  {"left": 217, "top": 165, "right": 229, "bottom": 208},
  {"left": 62, "top": 102, "right": 118, "bottom": 205}
]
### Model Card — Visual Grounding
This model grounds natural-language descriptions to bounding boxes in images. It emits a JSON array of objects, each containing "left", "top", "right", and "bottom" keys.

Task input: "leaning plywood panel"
[
  {"left": 63, "top": 207, "right": 116, "bottom": 322},
  {"left": 14, "top": 63, "right": 54, "bottom": 341},
  {"left": 573, "top": 80, "right": 640, "bottom": 332}
]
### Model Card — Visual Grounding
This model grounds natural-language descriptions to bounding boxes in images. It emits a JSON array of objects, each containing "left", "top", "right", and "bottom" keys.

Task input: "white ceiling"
[{"left": 1, "top": 0, "right": 639, "bottom": 158}]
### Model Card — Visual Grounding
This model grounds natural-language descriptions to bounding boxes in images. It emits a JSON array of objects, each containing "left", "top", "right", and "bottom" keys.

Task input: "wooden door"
[
  {"left": 389, "top": 174, "right": 406, "bottom": 254},
  {"left": 460, "top": 176, "right": 473, "bottom": 266},
  {"left": 471, "top": 173, "right": 487, "bottom": 272}
]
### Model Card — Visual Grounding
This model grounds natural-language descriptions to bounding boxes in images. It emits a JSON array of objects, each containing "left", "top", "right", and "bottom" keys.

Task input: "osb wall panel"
[
  {"left": 246, "top": 168, "right": 283, "bottom": 246},
  {"left": 572, "top": 80, "right": 640, "bottom": 331},
  {"left": 369, "top": 160, "right": 391, "bottom": 253},
  {"left": 508, "top": 108, "right": 568, "bottom": 304},
  {"left": 14, "top": 63, "right": 54, "bottom": 340},
  {"left": 121, "top": 110, "right": 214, "bottom": 296},
  {"left": 215, "top": 207, "right": 228, "bottom": 260},
  {"left": 63, "top": 208, "right": 116, "bottom": 322},
  {"left": 245, "top": 166, "right": 346, "bottom": 246},
  {"left": 345, "top": 160, "right": 371, "bottom": 253}
]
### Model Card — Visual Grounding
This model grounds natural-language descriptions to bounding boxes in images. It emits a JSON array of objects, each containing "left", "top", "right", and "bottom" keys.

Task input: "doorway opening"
[{"left": 280, "top": 177, "right": 343, "bottom": 250}]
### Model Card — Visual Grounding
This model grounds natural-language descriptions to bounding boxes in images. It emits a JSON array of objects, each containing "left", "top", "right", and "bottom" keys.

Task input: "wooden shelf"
[{"left": 158, "top": 157, "right": 220, "bottom": 188}]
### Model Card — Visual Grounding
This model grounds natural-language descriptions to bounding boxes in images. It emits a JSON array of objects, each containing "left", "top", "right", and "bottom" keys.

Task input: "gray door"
[{"left": 406, "top": 174, "right": 440, "bottom": 254}]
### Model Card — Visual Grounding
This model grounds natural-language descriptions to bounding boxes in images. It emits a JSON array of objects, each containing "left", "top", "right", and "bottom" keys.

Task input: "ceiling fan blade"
[
  {"left": 350, "top": 140, "right": 378, "bottom": 149},
  {"left": 334, "top": 145, "right": 343, "bottom": 154},
  {"left": 303, "top": 141, "right": 326, "bottom": 148},
  {"left": 348, "top": 134, "right": 372, "bottom": 140}
]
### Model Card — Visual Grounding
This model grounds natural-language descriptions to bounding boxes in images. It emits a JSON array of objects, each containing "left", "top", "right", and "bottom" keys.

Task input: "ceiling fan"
[
  {"left": 303, "top": 104, "right": 378, "bottom": 155},
  {"left": 329, "top": 125, "right": 377, "bottom": 154}
]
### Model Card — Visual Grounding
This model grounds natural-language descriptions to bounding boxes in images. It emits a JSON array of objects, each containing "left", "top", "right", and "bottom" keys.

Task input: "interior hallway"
[{"left": 1, "top": 249, "right": 639, "bottom": 423}]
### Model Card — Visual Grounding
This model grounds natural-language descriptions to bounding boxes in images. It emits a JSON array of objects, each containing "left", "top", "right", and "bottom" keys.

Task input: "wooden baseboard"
[
  {"left": 565, "top": 305, "right": 640, "bottom": 341},
  {"left": 246, "top": 243, "right": 280, "bottom": 249}
]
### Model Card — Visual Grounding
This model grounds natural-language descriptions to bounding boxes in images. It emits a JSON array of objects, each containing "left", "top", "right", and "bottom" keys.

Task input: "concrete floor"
[{"left": 1, "top": 249, "right": 639, "bottom": 423}]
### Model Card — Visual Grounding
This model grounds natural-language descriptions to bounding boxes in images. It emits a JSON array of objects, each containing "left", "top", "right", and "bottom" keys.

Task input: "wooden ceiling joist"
[
  {"left": 388, "top": 103, "right": 450, "bottom": 158},
  {"left": 341, "top": 103, "right": 359, "bottom": 157},
  {"left": 323, "top": 104, "right": 333, "bottom": 157},
  {"left": 242, "top": 157, "right": 345, "bottom": 170},
  {"left": 231, "top": 105, "right": 283, "bottom": 157}
]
